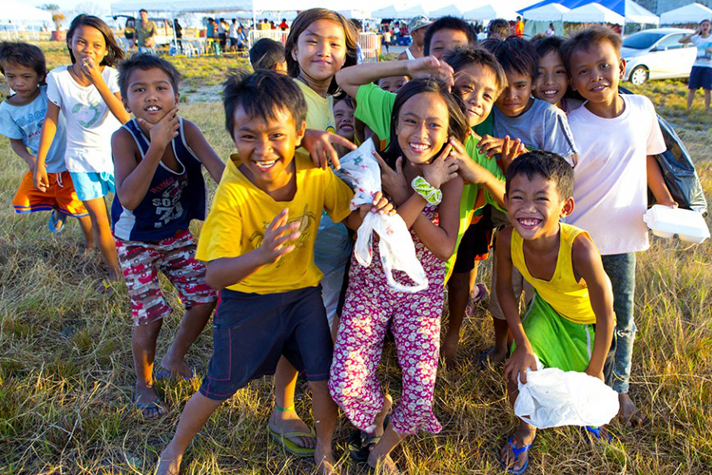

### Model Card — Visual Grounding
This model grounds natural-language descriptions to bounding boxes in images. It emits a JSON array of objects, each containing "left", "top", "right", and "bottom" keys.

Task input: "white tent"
[
  {"left": 660, "top": 3, "right": 712, "bottom": 25},
  {"left": 563, "top": 3, "right": 624, "bottom": 25},
  {"left": 372, "top": 6, "right": 400, "bottom": 18},
  {"left": 397, "top": 4, "right": 429, "bottom": 18},
  {"left": 338, "top": 9, "right": 373, "bottom": 20},
  {"left": 522, "top": 3, "right": 569, "bottom": 21},
  {"left": 624, "top": 0, "right": 658, "bottom": 25},
  {"left": 0, "top": 0, "right": 53, "bottom": 23},
  {"left": 463, "top": 5, "right": 520, "bottom": 21},
  {"left": 429, "top": 5, "right": 464, "bottom": 18}
]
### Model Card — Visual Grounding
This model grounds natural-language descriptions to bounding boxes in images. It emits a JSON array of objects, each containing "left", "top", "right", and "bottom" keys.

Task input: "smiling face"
[
  {"left": 533, "top": 50, "right": 569, "bottom": 107},
  {"left": 453, "top": 63, "right": 499, "bottom": 127},
  {"left": 429, "top": 28, "right": 470, "bottom": 60},
  {"left": 124, "top": 67, "right": 179, "bottom": 125},
  {"left": 568, "top": 40, "right": 625, "bottom": 108},
  {"left": 231, "top": 105, "right": 306, "bottom": 191},
  {"left": 292, "top": 19, "right": 347, "bottom": 84},
  {"left": 395, "top": 92, "right": 449, "bottom": 165},
  {"left": 496, "top": 69, "right": 534, "bottom": 117},
  {"left": 333, "top": 99, "right": 354, "bottom": 140},
  {"left": 506, "top": 172, "right": 573, "bottom": 241},
  {"left": 69, "top": 24, "right": 108, "bottom": 66},
  {"left": 2, "top": 62, "right": 42, "bottom": 103}
]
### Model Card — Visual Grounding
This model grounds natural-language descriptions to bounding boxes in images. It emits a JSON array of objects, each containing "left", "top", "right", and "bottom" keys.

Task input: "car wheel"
[{"left": 630, "top": 66, "right": 649, "bottom": 86}]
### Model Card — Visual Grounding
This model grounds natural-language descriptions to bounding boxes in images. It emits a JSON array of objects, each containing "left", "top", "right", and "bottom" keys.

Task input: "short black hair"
[
  {"left": 0, "top": 41, "right": 47, "bottom": 80},
  {"left": 139, "top": 9, "right": 147, "bottom": 14},
  {"left": 487, "top": 19, "right": 510, "bottom": 39},
  {"left": 118, "top": 53, "right": 181, "bottom": 98},
  {"left": 531, "top": 35, "right": 564, "bottom": 59},
  {"left": 443, "top": 47, "right": 508, "bottom": 92},
  {"left": 482, "top": 36, "right": 539, "bottom": 80},
  {"left": 423, "top": 16, "right": 477, "bottom": 56},
  {"left": 223, "top": 70, "right": 307, "bottom": 135},
  {"left": 505, "top": 150, "right": 573, "bottom": 200},
  {"left": 560, "top": 26, "right": 622, "bottom": 73},
  {"left": 249, "top": 38, "right": 285, "bottom": 71}
]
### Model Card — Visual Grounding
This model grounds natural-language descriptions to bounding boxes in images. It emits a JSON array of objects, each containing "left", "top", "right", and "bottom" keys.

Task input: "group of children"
[{"left": 0, "top": 9, "right": 680, "bottom": 475}]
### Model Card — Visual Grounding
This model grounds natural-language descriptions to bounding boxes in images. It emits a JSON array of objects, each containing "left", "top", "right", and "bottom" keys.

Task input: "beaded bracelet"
[{"left": 411, "top": 176, "right": 442, "bottom": 205}]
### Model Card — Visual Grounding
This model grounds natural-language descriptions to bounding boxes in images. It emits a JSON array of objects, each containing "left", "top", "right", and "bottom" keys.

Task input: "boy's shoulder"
[{"left": 529, "top": 97, "right": 567, "bottom": 119}]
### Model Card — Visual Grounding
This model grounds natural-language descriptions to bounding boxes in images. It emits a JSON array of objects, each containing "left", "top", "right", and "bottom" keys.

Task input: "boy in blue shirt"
[{"left": 111, "top": 54, "right": 225, "bottom": 418}]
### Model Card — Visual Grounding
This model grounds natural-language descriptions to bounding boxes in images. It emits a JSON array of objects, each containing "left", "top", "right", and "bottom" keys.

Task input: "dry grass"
[{"left": 0, "top": 50, "right": 711, "bottom": 473}]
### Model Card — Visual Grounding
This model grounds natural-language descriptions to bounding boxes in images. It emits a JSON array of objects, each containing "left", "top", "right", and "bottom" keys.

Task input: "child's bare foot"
[
  {"left": 133, "top": 385, "right": 166, "bottom": 419},
  {"left": 268, "top": 407, "right": 316, "bottom": 450},
  {"left": 618, "top": 393, "right": 645, "bottom": 426},
  {"left": 500, "top": 423, "right": 536, "bottom": 473},
  {"left": 367, "top": 453, "right": 399, "bottom": 474},
  {"left": 475, "top": 346, "right": 508, "bottom": 368},
  {"left": 314, "top": 445, "right": 340, "bottom": 475},
  {"left": 160, "top": 355, "right": 194, "bottom": 380},
  {"left": 155, "top": 446, "right": 182, "bottom": 475},
  {"left": 441, "top": 336, "right": 459, "bottom": 367}
]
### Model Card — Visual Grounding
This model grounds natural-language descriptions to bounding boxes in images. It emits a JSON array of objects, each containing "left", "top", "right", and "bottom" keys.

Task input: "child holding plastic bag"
[
  {"left": 496, "top": 151, "right": 615, "bottom": 475},
  {"left": 328, "top": 78, "right": 467, "bottom": 471}
]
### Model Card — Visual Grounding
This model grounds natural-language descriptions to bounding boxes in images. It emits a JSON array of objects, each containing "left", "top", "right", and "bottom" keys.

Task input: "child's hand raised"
[
  {"left": 504, "top": 344, "right": 539, "bottom": 385},
  {"left": 300, "top": 129, "right": 356, "bottom": 170},
  {"left": 405, "top": 56, "right": 454, "bottom": 88},
  {"left": 373, "top": 152, "right": 409, "bottom": 205},
  {"left": 140, "top": 107, "right": 180, "bottom": 150},
  {"left": 500, "top": 135, "right": 526, "bottom": 170},
  {"left": 257, "top": 209, "right": 301, "bottom": 265},
  {"left": 357, "top": 191, "right": 396, "bottom": 218},
  {"left": 78, "top": 56, "right": 103, "bottom": 85},
  {"left": 423, "top": 144, "right": 459, "bottom": 190}
]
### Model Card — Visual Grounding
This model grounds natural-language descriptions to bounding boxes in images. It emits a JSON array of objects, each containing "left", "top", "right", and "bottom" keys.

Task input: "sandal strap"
[{"left": 508, "top": 436, "right": 532, "bottom": 460}]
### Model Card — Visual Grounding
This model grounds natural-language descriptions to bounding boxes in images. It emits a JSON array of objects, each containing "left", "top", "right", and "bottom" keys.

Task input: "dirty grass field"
[{"left": 0, "top": 43, "right": 711, "bottom": 474}]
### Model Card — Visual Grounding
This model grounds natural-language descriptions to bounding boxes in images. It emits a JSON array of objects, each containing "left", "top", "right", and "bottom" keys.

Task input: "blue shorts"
[
  {"left": 689, "top": 66, "right": 712, "bottom": 90},
  {"left": 70, "top": 171, "right": 115, "bottom": 201},
  {"left": 199, "top": 285, "right": 333, "bottom": 401}
]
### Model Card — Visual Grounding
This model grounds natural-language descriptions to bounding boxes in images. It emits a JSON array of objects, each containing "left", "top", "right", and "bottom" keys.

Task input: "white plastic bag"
[
  {"left": 335, "top": 140, "right": 428, "bottom": 293},
  {"left": 513, "top": 356, "right": 620, "bottom": 429}
]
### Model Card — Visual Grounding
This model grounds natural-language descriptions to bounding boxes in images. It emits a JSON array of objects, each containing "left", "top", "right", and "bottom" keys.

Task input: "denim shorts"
[
  {"left": 199, "top": 285, "right": 333, "bottom": 401},
  {"left": 69, "top": 171, "right": 115, "bottom": 201}
]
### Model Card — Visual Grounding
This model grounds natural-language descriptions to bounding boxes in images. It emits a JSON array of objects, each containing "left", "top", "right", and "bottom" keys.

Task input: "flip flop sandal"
[
  {"left": 48, "top": 211, "right": 67, "bottom": 233},
  {"left": 500, "top": 436, "right": 532, "bottom": 475},
  {"left": 268, "top": 426, "right": 316, "bottom": 457},
  {"left": 131, "top": 395, "right": 166, "bottom": 419},
  {"left": 154, "top": 368, "right": 196, "bottom": 381},
  {"left": 349, "top": 414, "right": 391, "bottom": 463},
  {"left": 584, "top": 425, "right": 612, "bottom": 443}
]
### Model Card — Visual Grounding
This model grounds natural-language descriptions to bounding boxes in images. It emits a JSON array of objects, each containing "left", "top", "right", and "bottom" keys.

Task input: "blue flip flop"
[
  {"left": 585, "top": 425, "right": 612, "bottom": 443},
  {"left": 154, "top": 368, "right": 195, "bottom": 381},
  {"left": 48, "top": 210, "right": 67, "bottom": 233},
  {"left": 500, "top": 436, "right": 532, "bottom": 475}
]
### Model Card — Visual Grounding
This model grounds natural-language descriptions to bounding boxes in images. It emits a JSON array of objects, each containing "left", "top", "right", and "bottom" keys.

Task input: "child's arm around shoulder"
[
  {"left": 182, "top": 118, "right": 225, "bottom": 183},
  {"left": 498, "top": 228, "right": 538, "bottom": 385},
  {"left": 113, "top": 109, "right": 179, "bottom": 209},
  {"left": 571, "top": 232, "right": 614, "bottom": 380}
]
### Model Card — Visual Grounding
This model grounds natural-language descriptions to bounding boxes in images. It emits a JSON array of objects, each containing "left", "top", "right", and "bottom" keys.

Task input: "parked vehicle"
[{"left": 621, "top": 28, "right": 697, "bottom": 86}]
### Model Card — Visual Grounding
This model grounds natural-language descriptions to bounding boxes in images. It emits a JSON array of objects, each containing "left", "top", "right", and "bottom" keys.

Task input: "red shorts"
[
  {"left": 12, "top": 171, "right": 88, "bottom": 217},
  {"left": 115, "top": 229, "right": 218, "bottom": 326}
]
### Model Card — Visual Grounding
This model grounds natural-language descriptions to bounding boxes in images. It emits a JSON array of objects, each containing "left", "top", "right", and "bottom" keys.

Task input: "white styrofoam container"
[{"left": 643, "top": 205, "right": 710, "bottom": 244}]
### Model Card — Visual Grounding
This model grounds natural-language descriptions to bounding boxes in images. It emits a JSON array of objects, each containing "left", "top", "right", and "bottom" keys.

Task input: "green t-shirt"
[
  {"left": 354, "top": 83, "right": 505, "bottom": 279},
  {"left": 136, "top": 20, "right": 157, "bottom": 48}
]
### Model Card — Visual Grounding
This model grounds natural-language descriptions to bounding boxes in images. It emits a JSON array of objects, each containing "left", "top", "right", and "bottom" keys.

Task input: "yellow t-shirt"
[
  {"left": 511, "top": 223, "right": 599, "bottom": 325},
  {"left": 295, "top": 79, "right": 335, "bottom": 133},
  {"left": 196, "top": 151, "right": 354, "bottom": 294}
]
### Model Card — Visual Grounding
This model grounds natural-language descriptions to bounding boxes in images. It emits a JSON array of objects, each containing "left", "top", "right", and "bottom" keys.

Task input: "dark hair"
[
  {"left": 223, "top": 70, "right": 307, "bottom": 135},
  {"left": 139, "top": 9, "right": 147, "bottom": 14},
  {"left": 249, "top": 38, "right": 286, "bottom": 71},
  {"left": 423, "top": 16, "right": 477, "bottom": 56},
  {"left": 66, "top": 14, "right": 124, "bottom": 67},
  {"left": 118, "top": 53, "right": 181, "bottom": 98},
  {"left": 505, "top": 150, "right": 573, "bottom": 200},
  {"left": 482, "top": 36, "right": 539, "bottom": 80},
  {"left": 285, "top": 8, "right": 358, "bottom": 95},
  {"left": 560, "top": 26, "right": 622, "bottom": 73},
  {"left": 0, "top": 42, "right": 47, "bottom": 81},
  {"left": 333, "top": 91, "right": 354, "bottom": 109},
  {"left": 443, "top": 47, "right": 508, "bottom": 92},
  {"left": 382, "top": 78, "right": 469, "bottom": 168},
  {"left": 487, "top": 19, "right": 510, "bottom": 39},
  {"left": 531, "top": 35, "right": 565, "bottom": 59}
]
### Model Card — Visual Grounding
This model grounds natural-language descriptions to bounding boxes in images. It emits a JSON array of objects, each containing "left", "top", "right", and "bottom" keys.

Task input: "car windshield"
[{"left": 623, "top": 32, "right": 666, "bottom": 49}]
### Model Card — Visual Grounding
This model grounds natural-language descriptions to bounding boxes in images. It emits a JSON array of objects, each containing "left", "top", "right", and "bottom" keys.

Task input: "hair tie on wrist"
[{"left": 411, "top": 176, "right": 442, "bottom": 205}]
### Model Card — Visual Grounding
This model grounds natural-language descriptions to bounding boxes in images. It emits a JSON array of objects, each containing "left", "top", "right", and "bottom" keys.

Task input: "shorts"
[
  {"left": 452, "top": 213, "right": 494, "bottom": 274},
  {"left": 513, "top": 293, "right": 595, "bottom": 373},
  {"left": 689, "top": 66, "right": 712, "bottom": 90},
  {"left": 13, "top": 171, "right": 88, "bottom": 217},
  {"left": 200, "top": 285, "right": 333, "bottom": 401},
  {"left": 115, "top": 229, "right": 217, "bottom": 326},
  {"left": 69, "top": 171, "right": 115, "bottom": 201}
]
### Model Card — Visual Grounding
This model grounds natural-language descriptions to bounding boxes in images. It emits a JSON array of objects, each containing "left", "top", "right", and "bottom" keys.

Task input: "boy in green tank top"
[{"left": 496, "top": 151, "right": 615, "bottom": 474}]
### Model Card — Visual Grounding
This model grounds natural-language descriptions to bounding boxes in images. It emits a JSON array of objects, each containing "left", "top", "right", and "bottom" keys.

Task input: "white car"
[{"left": 622, "top": 28, "right": 697, "bottom": 86}]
